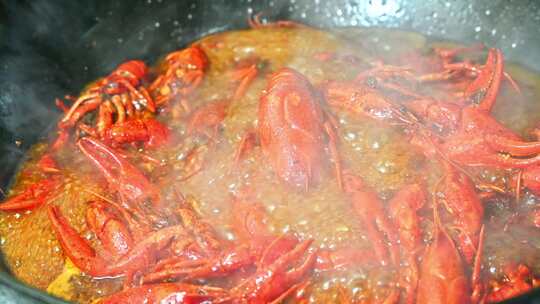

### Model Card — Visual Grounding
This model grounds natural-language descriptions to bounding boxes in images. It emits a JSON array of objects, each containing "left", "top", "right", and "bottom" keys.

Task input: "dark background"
[{"left": 0, "top": 0, "right": 539, "bottom": 302}]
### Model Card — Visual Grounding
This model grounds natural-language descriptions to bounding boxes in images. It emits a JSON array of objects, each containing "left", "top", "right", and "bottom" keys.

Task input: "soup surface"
[{"left": 1, "top": 24, "right": 540, "bottom": 303}]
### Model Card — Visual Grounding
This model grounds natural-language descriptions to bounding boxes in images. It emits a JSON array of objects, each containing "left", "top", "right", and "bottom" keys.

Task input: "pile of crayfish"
[{"left": 1, "top": 19, "right": 540, "bottom": 304}]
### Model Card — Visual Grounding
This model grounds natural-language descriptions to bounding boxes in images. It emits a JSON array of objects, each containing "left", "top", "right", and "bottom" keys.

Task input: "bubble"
[
  {"left": 282, "top": 225, "right": 290, "bottom": 233},
  {"left": 322, "top": 280, "right": 331, "bottom": 290},
  {"left": 225, "top": 232, "right": 235, "bottom": 241},
  {"left": 345, "top": 132, "right": 356, "bottom": 141}
]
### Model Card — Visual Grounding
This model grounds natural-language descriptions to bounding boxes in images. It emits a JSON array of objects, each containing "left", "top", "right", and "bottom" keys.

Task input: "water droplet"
[
  {"left": 173, "top": 20, "right": 179, "bottom": 26},
  {"left": 117, "top": 38, "right": 124, "bottom": 43},
  {"left": 474, "top": 26, "right": 481, "bottom": 32},
  {"left": 187, "top": 14, "right": 193, "bottom": 20},
  {"left": 247, "top": 7, "right": 253, "bottom": 14},
  {"left": 155, "top": 22, "right": 160, "bottom": 28},
  {"left": 511, "top": 42, "right": 517, "bottom": 48},
  {"left": 491, "top": 28, "right": 497, "bottom": 36},
  {"left": 485, "top": 9, "right": 491, "bottom": 16},
  {"left": 301, "top": 12, "right": 307, "bottom": 18},
  {"left": 432, "top": 12, "right": 438, "bottom": 18},
  {"left": 445, "top": 1, "right": 451, "bottom": 7},
  {"left": 336, "top": 8, "right": 343, "bottom": 16},
  {"left": 190, "top": 3, "right": 196, "bottom": 9}
]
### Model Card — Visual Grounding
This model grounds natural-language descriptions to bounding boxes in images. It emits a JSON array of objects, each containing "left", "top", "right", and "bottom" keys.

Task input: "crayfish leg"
[{"left": 323, "top": 120, "right": 343, "bottom": 191}]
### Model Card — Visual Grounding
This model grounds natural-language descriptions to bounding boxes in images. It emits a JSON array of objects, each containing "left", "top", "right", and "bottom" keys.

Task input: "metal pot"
[{"left": 0, "top": 0, "right": 539, "bottom": 302}]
